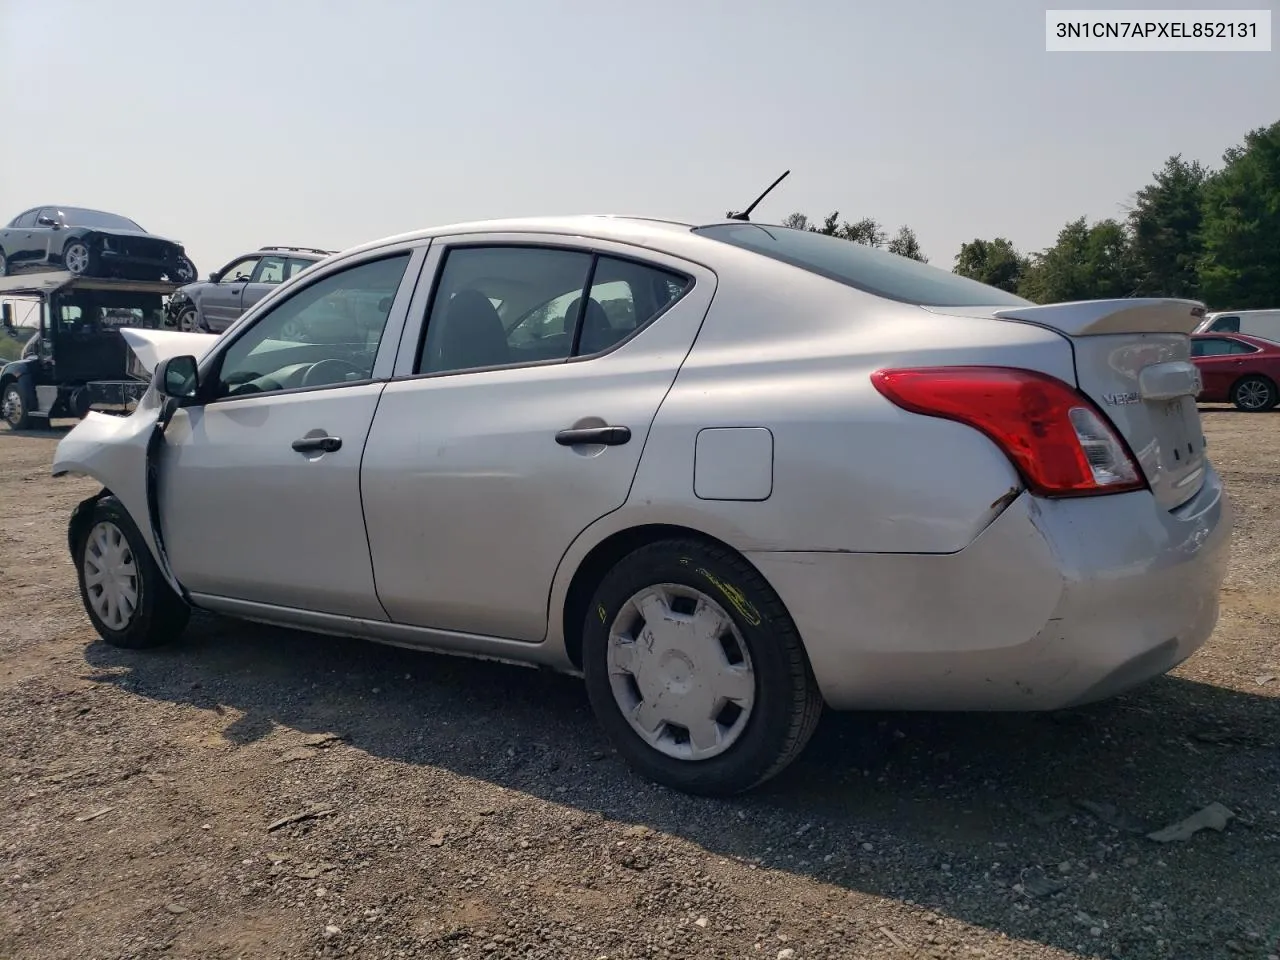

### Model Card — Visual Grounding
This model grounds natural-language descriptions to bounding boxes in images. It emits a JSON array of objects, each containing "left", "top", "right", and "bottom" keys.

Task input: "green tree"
[
  {"left": 886, "top": 225, "right": 927, "bottom": 262},
  {"left": 1018, "top": 217, "right": 1138, "bottom": 304},
  {"left": 953, "top": 238, "right": 1028, "bottom": 293},
  {"left": 1127, "top": 154, "right": 1208, "bottom": 299},
  {"left": 1199, "top": 120, "right": 1280, "bottom": 309}
]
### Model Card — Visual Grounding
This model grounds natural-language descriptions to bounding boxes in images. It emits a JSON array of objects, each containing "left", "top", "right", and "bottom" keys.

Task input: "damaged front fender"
[{"left": 51, "top": 389, "right": 185, "bottom": 597}]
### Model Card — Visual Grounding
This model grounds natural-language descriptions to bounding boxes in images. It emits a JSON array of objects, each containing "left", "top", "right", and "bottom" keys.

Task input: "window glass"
[
  {"left": 419, "top": 247, "right": 594, "bottom": 374},
  {"left": 1209, "top": 315, "right": 1240, "bottom": 333},
  {"left": 286, "top": 257, "right": 316, "bottom": 279},
  {"left": 214, "top": 253, "right": 410, "bottom": 398},
  {"left": 12, "top": 210, "right": 37, "bottom": 228},
  {"left": 254, "top": 255, "right": 287, "bottom": 284},
  {"left": 573, "top": 257, "right": 688, "bottom": 355},
  {"left": 58, "top": 208, "right": 144, "bottom": 231},
  {"left": 221, "top": 257, "right": 260, "bottom": 282},
  {"left": 1192, "top": 338, "right": 1237, "bottom": 357},
  {"left": 1228, "top": 339, "right": 1257, "bottom": 354},
  {"left": 695, "top": 222, "right": 1029, "bottom": 307}
]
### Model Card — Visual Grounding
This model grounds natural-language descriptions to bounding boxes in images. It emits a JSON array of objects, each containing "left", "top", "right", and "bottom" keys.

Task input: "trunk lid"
[{"left": 927, "top": 298, "right": 1208, "bottom": 511}]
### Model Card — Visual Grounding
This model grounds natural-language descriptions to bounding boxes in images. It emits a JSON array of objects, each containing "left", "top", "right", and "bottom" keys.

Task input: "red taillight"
[{"left": 871, "top": 366, "right": 1146, "bottom": 497}]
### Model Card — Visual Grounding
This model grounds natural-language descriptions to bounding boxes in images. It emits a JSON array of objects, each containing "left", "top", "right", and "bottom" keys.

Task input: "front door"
[
  {"left": 157, "top": 250, "right": 416, "bottom": 618},
  {"left": 361, "top": 239, "right": 714, "bottom": 641},
  {"left": 202, "top": 256, "right": 259, "bottom": 331}
]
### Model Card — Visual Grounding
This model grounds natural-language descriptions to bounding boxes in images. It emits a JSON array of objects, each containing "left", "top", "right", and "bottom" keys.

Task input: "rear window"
[{"left": 694, "top": 223, "right": 1030, "bottom": 307}]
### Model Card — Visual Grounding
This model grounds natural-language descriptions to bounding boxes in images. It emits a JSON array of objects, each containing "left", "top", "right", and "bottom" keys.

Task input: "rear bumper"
[{"left": 748, "top": 467, "right": 1232, "bottom": 711}]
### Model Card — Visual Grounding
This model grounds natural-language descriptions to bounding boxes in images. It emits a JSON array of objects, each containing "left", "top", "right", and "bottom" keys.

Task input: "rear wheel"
[
  {"left": 582, "top": 538, "right": 823, "bottom": 796},
  {"left": 74, "top": 496, "right": 189, "bottom": 649},
  {"left": 2, "top": 382, "right": 31, "bottom": 430},
  {"left": 1231, "top": 375, "right": 1276, "bottom": 412}
]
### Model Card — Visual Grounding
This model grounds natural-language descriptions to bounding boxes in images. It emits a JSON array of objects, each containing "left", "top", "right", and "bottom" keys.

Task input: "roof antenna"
[{"left": 727, "top": 170, "right": 790, "bottom": 222}]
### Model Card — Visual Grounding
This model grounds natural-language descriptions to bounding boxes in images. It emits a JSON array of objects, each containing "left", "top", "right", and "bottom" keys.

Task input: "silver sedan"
[{"left": 52, "top": 216, "right": 1231, "bottom": 795}]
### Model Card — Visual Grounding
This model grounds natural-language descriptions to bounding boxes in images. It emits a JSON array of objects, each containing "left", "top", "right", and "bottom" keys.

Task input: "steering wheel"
[{"left": 300, "top": 358, "right": 366, "bottom": 388}]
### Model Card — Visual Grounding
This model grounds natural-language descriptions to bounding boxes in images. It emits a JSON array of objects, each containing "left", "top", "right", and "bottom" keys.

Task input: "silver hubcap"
[
  {"left": 83, "top": 521, "right": 139, "bottom": 631},
  {"left": 607, "top": 583, "right": 755, "bottom": 761},
  {"left": 2, "top": 388, "right": 22, "bottom": 425},
  {"left": 65, "top": 244, "right": 89, "bottom": 274},
  {"left": 179, "top": 309, "right": 199, "bottom": 332},
  {"left": 1238, "top": 381, "right": 1271, "bottom": 410}
]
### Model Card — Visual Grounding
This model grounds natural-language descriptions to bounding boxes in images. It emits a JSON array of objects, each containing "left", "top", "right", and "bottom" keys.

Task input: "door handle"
[
  {"left": 292, "top": 435, "right": 342, "bottom": 453},
  {"left": 555, "top": 425, "right": 631, "bottom": 446}
]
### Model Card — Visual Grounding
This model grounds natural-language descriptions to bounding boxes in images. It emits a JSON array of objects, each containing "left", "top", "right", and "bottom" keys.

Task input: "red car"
[{"left": 1191, "top": 332, "right": 1280, "bottom": 411}]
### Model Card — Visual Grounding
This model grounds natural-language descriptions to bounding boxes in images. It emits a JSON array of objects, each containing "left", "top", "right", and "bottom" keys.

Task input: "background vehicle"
[
  {"left": 1194, "top": 309, "right": 1280, "bottom": 343},
  {"left": 1191, "top": 332, "right": 1280, "bottom": 411},
  {"left": 52, "top": 216, "right": 1229, "bottom": 796},
  {"left": 0, "top": 206, "right": 196, "bottom": 284},
  {"left": 1, "top": 271, "right": 177, "bottom": 429},
  {"left": 166, "top": 246, "right": 333, "bottom": 333}
]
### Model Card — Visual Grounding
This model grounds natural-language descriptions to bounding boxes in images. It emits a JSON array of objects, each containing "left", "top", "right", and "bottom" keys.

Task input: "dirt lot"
[{"left": 1, "top": 411, "right": 1277, "bottom": 960}]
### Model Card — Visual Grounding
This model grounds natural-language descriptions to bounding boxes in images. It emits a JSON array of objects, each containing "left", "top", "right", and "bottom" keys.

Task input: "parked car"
[
  {"left": 51, "top": 216, "right": 1231, "bottom": 796},
  {"left": 1193, "top": 308, "right": 1280, "bottom": 344},
  {"left": 166, "top": 246, "right": 333, "bottom": 333},
  {"left": 0, "top": 206, "right": 196, "bottom": 284},
  {"left": 1191, "top": 332, "right": 1280, "bottom": 410}
]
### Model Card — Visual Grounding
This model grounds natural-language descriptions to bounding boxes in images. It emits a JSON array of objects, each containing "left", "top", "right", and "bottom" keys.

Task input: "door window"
[
  {"left": 1192, "top": 337, "right": 1255, "bottom": 357},
  {"left": 417, "top": 246, "right": 691, "bottom": 375},
  {"left": 253, "top": 255, "right": 287, "bottom": 284},
  {"left": 286, "top": 257, "right": 316, "bottom": 279},
  {"left": 11, "top": 210, "right": 38, "bottom": 228},
  {"left": 1209, "top": 315, "right": 1241, "bottom": 333},
  {"left": 212, "top": 253, "right": 410, "bottom": 398},
  {"left": 220, "top": 257, "right": 260, "bottom": 282}
]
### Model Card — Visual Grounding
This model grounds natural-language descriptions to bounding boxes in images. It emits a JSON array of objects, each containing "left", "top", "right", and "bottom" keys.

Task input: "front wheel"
[
  {"left": 582, "top": 539, "right": 823, "bottom": 796},
  {"left": 74, "top": 496, "right": 189, "bottom": 649},
  {"left": 1231, "top": 376, "right": 1276, "bottom": 412},
  {"left": 0, "top": 247, "right": 8, "bottom": 277},
  {"left": 177, "top": 307, "right": 203, "bottom": 332},
  {"left": 63, "top": 240, "right": 94, "bottom": 276},
  {"left": 2, "top": 382, "right": 31, "bottom": 430}
]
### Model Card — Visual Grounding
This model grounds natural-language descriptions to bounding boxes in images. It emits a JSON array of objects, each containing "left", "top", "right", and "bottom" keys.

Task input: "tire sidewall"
[
  {"left": 0, "top": 248, "right": 7, "bottom": 277},
  {"left": 1233, "top": 376, "right": 1275, "bottom": 411},
  {"left": 582, "top": 542, "right": 805, "bottom": 793},
  {"left": 74, "top": 497, "right": 182, "bottom": 648}
]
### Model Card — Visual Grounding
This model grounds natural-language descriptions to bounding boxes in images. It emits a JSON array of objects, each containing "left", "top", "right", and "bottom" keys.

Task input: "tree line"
[{"left": 778, "top": 119, "right": 1279, "bottom": 310}]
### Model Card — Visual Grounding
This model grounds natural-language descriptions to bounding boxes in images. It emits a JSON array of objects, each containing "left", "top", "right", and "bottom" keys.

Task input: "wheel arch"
[{"left": 560, "top": 522, "right": 784, "bottom": 671}]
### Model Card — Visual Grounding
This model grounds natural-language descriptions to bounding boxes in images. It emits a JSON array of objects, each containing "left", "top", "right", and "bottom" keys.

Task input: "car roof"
[{"left": 339, "top": 215, "right": 703, "bottom": 260}]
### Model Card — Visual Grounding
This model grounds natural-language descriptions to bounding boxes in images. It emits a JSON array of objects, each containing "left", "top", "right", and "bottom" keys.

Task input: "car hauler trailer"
[{"left": 0, "top": 271, "right": 178, "bottom": 429}]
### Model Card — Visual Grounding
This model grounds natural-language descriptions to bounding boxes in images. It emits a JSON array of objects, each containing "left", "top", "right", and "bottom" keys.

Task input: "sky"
[{"left": 0, "top": 0, "right": 1275, "bottom": 278}]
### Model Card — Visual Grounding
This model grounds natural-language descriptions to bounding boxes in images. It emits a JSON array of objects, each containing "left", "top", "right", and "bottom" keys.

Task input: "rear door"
[
  {"left": 360, "top": 236, "right": 714, "bottom": 641},
  {"left": 1192, "top": 336, "right": 1254, "bottom": 398}
]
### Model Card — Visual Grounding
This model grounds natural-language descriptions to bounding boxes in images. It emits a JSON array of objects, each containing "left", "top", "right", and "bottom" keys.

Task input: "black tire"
[
  {"left": 0, "top": 247, "right": 8, "bottom": 277},
  {"left": 582, "top": 538, "right": 823, "bottom": 796},
  {"left": 173, "top": 256, "right": 197, "bottom": 285},
  {"left": 1230, "top": 375, "right": 1276, "bottom": 412},
  {"left": 176, "top": 307, "right": 203, "bottom": 332},
  {"left": 73, "top": 496, "right": 189, "bottom": 649},
  {"left": 62, "top": 239, "right": 94, "bottom": 277},
  {"left": 2, "top": 382, "right": 31, "bottom": 430}
]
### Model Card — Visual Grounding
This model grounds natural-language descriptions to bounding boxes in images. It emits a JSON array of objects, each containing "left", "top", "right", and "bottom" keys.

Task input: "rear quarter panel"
[{"left": 614, "top": 251, "right": 1079, "bottom": 555}]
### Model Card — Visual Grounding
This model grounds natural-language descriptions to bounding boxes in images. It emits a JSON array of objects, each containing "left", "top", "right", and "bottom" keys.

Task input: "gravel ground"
[{"left": 1, "top": 410, "right": 1277, "bottom": 960}]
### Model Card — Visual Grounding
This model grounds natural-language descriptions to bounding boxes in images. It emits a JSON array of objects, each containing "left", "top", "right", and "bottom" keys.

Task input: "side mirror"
[
  {"left": 154, "top": 355, "right": 200, "bottom": 400},
  {"left": 36, "top": 216, "right": 57, "bottom": 227},
  {"left": 208, "top": 271, "right": 222, "bottom": 283}
]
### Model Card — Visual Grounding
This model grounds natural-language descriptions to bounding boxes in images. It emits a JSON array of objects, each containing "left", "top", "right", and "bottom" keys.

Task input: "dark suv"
[{"left": 165, "top": 245, "right": 333, "bottom": 333}]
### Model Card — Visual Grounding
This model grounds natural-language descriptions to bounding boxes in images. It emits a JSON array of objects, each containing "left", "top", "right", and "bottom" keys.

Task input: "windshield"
[
  {"left": 59, "top": 208, "right": 144, "bottom": 232},
  {"left": 694, "top": 223, "right": 1030, "bottom": 308}
]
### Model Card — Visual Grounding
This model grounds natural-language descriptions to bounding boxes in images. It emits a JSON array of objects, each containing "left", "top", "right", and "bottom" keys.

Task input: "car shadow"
[{"left": 82, "top": 614, "right": 1279, "bottom": 956}]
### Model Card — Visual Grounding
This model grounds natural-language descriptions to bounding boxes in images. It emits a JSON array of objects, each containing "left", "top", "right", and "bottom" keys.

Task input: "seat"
[
  {"left": 436, "top": 289, "right": 509, "bottom": 372},
  {"left": 564, "top": 296, "right": 622, "bottom": 355}
]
